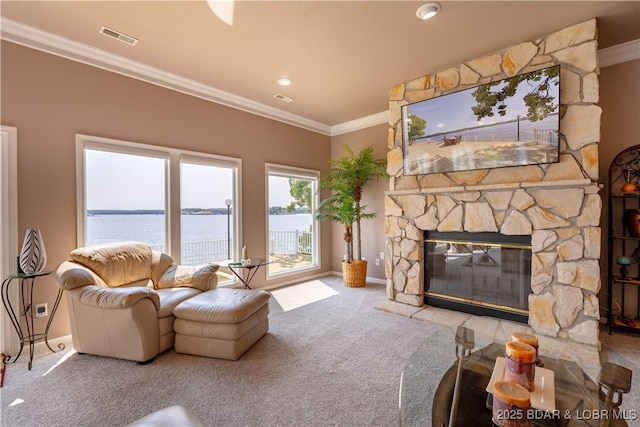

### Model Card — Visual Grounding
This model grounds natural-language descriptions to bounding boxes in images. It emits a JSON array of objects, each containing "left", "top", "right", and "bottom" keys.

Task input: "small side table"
[
  {"left": 221, "top": 258, "right": 271, "bottom": 289},
  {"left": 1, "top": 271, "right": 65, "bottom": 370}
]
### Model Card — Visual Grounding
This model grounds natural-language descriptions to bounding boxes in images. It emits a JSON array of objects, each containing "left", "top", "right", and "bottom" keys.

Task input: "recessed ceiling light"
[
  {"left": 277, "top": 78, "right": 292, "bottom": 87},
  {"left": 416, "top": 3, "right": 440, "bottom": 20}
]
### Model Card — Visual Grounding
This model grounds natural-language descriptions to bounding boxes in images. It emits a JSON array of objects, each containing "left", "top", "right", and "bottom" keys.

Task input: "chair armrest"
[
  {"left": 77, "top": 285, "right": 161, "bottom": 310},
  {"left": 157, "top": 264, "right": 219, "bottom": 292},
  {"left": 150, "top": 250, "right": 175, "bottom": 285},
  {"left": 55, "top": 261, "right": 108, "bottom": 290}
]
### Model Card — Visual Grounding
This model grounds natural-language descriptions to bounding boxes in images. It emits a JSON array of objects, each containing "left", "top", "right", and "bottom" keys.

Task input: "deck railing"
[
  {"left": 149, "top": 230, "right": 312, "bottom": 265},
  {"left": 269, "top": 230, "right": 312, "bottom": 254}
]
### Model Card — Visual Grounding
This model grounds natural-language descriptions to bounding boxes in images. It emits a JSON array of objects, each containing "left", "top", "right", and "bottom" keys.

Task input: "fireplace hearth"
[{"left": 424, "top": 231, "right": 531, "bottom": 323}]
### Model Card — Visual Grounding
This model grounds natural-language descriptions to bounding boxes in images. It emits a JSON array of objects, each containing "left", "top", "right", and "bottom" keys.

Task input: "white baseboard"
[
  {"left": 32, "top": 335, "right": 73, "bottom": 357},
  {"left": 367, "top": 277, "right": 387, "bottom": 285},
  {"left": 331, "top": 270, "right": 386, "bottom": 285}
]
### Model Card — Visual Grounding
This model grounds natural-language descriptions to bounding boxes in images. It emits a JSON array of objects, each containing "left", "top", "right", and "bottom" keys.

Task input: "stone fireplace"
[{"left": 384, "top": 19, "right": 602, "bottom": 345}]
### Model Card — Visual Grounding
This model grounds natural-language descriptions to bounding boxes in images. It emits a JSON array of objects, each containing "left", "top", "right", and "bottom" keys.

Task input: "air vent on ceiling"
[
  {"left": 274, "top": 94, "right": 294, "bottom": 103},
  {"left": 100, "top": 26, "right": 138, "bottom": 46}
]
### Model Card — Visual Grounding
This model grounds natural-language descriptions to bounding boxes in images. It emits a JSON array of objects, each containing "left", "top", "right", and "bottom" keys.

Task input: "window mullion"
[{"left": 168, "top": 153, "right": 181, "bottom": 262}]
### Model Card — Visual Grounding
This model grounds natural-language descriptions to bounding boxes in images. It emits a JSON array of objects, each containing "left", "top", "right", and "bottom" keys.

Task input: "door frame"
[{"left": 1, "top": 125, "right": 19, "bottom": 355}]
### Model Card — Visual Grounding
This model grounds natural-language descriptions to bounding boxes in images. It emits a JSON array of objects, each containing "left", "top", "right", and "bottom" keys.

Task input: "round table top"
[{"left": 219, "top": 258, "right": 270, "bottom": 268}]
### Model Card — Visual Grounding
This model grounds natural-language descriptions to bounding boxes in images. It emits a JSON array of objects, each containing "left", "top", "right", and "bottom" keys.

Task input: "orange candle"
[
  {"left": 492, "top": 380, "right": 531, "bottom": 427},
  {"left": 504, "top": 341, "right": 536, "bottom": 391},
  {"left": 511, "top": 332, "right": 538, "bottom": 349},
  {"left": 512, "top": 332, "right": 539, "bottom": 365}
]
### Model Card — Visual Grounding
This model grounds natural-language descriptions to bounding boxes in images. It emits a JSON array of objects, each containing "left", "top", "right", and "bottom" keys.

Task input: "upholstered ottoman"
[{"left": 173, "top": 288, "right": 270, "bottom": 360}]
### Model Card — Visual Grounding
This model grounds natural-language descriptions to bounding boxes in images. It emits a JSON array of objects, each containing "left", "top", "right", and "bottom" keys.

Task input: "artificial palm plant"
[
  {"left": 314, "top": 191, "right": 357, "bottom": 263},
  {"left": 314, "top": 145, "right": 387, "bottom": 286}
]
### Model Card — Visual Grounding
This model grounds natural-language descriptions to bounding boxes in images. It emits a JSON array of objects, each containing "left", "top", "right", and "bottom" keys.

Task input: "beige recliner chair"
[{"left": 55, "top": 241, "right": 219, "bottom": 363}]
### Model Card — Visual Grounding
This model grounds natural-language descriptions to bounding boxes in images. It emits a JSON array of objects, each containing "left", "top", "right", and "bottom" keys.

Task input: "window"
[
  {"left": 180, "top": 158, "right": 236, "bottom": 265},
  {"left": 84, "top": 149, "right": 167, "bottom": 251},
  {"left": 77, "top": 135, "right": 241, "bottom": 283},
  {"left": 266, "top": 164, "right": 319, "bottom": 277}
]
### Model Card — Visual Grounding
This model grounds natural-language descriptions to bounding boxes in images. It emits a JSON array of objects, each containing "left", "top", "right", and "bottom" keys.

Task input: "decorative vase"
[
  {"left": 621, "top": 182, "right": 638, "bottom": 193},
  {"left": 625, "top": 209, "right": 640, "bottom": 238},
  {"left": 18, "top": 229, "right": 47, "bottom": 274}
]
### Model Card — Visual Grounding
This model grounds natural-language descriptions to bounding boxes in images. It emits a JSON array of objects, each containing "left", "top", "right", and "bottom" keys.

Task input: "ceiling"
[{"left": 2, "top": 1, "right": 639, "bottom": 135}]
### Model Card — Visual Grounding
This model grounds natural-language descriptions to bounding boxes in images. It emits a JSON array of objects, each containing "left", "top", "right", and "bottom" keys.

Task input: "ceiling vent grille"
[
  {"left": 274, "top": 94, "right": 294, "bottom": 103},
  {"left": 100, "top": 26, "right": 138, "bottom": 46}
]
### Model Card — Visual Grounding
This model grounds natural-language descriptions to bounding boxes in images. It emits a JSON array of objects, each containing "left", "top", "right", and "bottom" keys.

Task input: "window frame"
[
  {"left": 76, "top": 134, "right": 242, "bottom": 266},
  {"left": 265, "top": 163, "right": 320, "bottom": 279},
  {"left": 1, "top": 126, "right": 19, "bottom": 355}
]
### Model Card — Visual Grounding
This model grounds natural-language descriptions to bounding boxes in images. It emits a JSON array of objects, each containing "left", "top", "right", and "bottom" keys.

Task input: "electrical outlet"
[
  {"left": 35, "top": 303, "right": 48, "bottom": 318},
  {"left": 375, "top": 258, "right": 380, "bottom": 266}
]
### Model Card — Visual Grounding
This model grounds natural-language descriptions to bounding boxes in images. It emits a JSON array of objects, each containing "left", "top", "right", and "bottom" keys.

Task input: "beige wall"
[
  {"left": 1, "top": 41, "right": 331, "bottom": 339},
  {"left": 329, "top": 124, "right": 389, "bottom": 279},
  {"left": 599, "top": 60, "right": 640, "bottom": 187},
  {"left": 598, "top": 59, "right": 640, "bottom": 313}
]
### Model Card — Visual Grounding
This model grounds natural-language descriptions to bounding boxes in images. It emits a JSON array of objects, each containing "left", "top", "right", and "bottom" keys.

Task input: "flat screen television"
[{"left": 402, "top": 64, "right": 560, "bottom": 175}]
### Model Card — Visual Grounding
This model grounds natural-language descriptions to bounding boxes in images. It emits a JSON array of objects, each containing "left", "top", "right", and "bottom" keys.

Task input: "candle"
[
  {"left": 492, "top": 380, "right": 531, "bottom": 427},
  {"left": 511, "top": 332, "right": 538, "bottom": 348},
  {"left": 242, "top": 245, "right": 248, "bottom": 260},
  {"left": 504, "top": 341, "right": 536, "bottom": 391},
  {"left": 511, "top": 332, "right": 539, "bottom": 365}
]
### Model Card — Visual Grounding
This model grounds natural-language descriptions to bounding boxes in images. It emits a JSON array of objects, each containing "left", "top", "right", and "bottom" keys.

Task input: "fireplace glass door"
[{"left": 424, "top": 232, "right": 531, "bottom": 321}]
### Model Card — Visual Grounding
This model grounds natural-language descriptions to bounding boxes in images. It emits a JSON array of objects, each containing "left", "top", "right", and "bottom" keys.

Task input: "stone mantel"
[
  {"left": 386, "top": 178, "right": 596, "bottom": 197},
  {"left": 385, "top": 19, "right": 602, "bottom": 346}
]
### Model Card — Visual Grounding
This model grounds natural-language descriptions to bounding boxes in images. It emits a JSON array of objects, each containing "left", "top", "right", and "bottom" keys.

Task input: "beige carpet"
[
  {"left": 2, "top": 276, "right": 639, "bottom": 427},
  {"left": 1, "top": 277, "right": 448, "bottom": 426}
]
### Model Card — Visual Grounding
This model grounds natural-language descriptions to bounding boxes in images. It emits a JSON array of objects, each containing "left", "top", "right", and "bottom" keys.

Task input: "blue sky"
[
  {"left": 85, "top": 150, "right": 294, "bottom": 210},
  {"left": 406, "top": 71, "right": 559, "bottom": 136}
]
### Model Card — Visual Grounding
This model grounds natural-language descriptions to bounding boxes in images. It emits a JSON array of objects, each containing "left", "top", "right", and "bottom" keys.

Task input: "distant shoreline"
[
  {"left": 88, "top": 210, "right": 166, "bottom": 216},
  {"left": 87, "top": 209, "right": 310, "bottom": 216}
]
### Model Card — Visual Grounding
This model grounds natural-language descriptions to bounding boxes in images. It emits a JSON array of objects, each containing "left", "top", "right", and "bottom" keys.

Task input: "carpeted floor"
[
  {"left": 1, "top": 276, "right": 639, "bottom": 427},
  {"left": 1, "top": 277, "right": 449, "bottom": 427}
]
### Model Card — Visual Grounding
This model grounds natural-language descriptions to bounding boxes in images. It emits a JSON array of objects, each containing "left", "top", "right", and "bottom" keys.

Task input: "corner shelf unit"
[{"left": 607, "top": 145, "right": 640, "bottom": 334}]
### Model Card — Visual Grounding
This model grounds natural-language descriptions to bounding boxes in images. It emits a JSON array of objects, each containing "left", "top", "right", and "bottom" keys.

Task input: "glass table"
[
  {"left": 399, "top": 325, "right": 632, "bottom": 427},
  {"left": 220, "top": 258, "right": 270, "bottom": 289}
]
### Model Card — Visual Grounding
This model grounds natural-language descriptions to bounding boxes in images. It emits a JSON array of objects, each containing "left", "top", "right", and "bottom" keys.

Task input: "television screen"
[{"left": 402, "top": 64, "right": 560, "bottom": 175}]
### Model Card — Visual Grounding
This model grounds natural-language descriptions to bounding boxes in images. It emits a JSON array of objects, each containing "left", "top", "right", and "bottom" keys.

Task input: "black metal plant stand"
[{"left": 1, "top": 271, "right": 64, "bottom": 370}]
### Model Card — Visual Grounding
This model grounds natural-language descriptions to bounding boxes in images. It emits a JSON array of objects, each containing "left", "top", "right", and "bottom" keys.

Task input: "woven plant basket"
[{"left": 342, "top": 260, "right": 367, "bottom": 288}]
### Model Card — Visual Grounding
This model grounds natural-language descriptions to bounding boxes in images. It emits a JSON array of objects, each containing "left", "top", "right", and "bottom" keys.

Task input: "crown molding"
[
  {"left": 599, "top": 39, "right": 640, "bottom": 68},
  {"left": 2, "top": 18, "right": 638, "bottom": 137},
  {"left": 330, "top": 111, "right": 389, "bottom": 136},
  {"left": 0, "top": 18, "right": 332, "bottom": 136}
]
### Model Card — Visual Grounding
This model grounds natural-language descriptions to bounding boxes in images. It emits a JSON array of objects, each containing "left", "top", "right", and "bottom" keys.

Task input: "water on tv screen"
[{"left": 402, "top": 65, "right": 560, "bottom": 175}]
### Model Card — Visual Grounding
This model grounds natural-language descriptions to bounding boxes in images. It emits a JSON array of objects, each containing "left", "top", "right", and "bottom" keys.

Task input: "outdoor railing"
[
  {"left": 269, "top": 230, "right": 312, "bottom": 254},
  {"left": 149, "top": 230, "right": 312, "bottom": 265}
]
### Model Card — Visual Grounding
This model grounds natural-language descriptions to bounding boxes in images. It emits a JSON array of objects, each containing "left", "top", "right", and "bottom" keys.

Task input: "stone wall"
[{"left": 385, "top": 19, "right": 602, "bottom": 345}]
